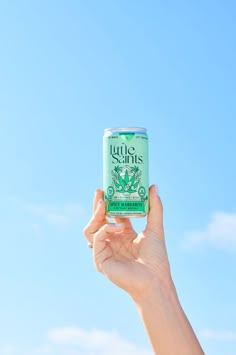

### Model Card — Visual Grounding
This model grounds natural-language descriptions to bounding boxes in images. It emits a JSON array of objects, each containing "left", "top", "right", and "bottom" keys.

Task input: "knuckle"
[
  {"left": 94, "top": 258, "right": 103, "bottom": 273},
  {"left": 95, "top": 263, "right": 101, "bottom": 273},
  {"left": 83, "top": 225, "right": 90, "bottom": 237}
]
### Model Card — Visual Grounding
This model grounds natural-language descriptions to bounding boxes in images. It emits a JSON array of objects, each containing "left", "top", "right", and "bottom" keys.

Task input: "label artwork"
[{"left": 103, "top": 133, "right": 149, "bottom": 217}]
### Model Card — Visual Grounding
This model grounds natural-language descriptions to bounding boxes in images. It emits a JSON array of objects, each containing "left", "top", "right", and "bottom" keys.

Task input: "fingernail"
[{"left": 154, "top": 184, "right": 159, "bottom": 196}]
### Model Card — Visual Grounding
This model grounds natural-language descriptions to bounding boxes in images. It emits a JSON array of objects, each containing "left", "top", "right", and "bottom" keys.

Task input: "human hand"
[{"left": 83, "top": 185, "right": 172, "bottom": 301}]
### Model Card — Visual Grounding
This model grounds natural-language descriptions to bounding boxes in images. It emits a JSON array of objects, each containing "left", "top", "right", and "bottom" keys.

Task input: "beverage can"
[{"left": 103, "top": 127, "right": 149, "bottom": 218}]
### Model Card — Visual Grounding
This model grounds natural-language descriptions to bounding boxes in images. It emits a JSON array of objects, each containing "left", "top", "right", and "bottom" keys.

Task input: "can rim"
[{"left": 104, "top": 127, "right": 147, "bottom": 133}]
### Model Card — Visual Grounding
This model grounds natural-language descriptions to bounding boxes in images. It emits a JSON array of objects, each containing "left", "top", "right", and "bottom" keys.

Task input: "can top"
[{"left": 104, "top": 127, "right": 147, "bottom": 135}]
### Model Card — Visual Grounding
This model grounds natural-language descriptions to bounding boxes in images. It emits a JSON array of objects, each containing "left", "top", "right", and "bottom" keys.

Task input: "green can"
[{"left": 103, "top": 127, "right": 149, "bottom": 218}]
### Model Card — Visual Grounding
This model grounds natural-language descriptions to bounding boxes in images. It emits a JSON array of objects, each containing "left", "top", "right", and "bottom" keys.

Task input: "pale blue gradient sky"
[{"left": 0, "top": 1, "right": 236, "bottom": 354}]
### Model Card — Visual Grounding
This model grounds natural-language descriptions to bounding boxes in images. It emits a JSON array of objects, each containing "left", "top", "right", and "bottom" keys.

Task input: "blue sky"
[{"left": 0, "top": 1, "right": 235, "bottom": 354}]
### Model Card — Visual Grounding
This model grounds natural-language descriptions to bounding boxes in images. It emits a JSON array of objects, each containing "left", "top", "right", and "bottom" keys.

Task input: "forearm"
[{"left": 131, "top": 278, "right": 204, "bottom": 355}]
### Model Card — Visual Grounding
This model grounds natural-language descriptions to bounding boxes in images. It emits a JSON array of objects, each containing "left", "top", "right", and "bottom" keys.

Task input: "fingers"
[
  {"left": 83, "top": 195, "right": 107, "bottom": 242},
  {"left": 93, "top": 223, "right": 124, "bottom": 271},
  {"left": 145, "top": 184, "right": 164, "bottom": 237},
  {"left": 93, "top": 189, "right": 104, "bottom": 214},
  {"left": 113, "top": 216, "right": 135, "bottom": 232},
  {"left": 94, "top": 223, "right": 124, "bottom": 244}
]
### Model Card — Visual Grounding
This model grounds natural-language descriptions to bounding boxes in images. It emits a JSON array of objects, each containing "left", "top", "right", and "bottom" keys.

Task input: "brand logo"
[{"left": 109, "top": 143, "right": 143, "bottom": 164}]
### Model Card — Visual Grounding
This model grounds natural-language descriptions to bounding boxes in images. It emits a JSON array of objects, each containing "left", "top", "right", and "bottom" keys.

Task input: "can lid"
[{"left": 104, "top": 127, "right": 147, "bottom": 134}]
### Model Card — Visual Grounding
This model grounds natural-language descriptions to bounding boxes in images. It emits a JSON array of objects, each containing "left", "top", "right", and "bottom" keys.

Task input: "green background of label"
[{"left": 103, "top": 132, "right": 149, "bottom": 216}]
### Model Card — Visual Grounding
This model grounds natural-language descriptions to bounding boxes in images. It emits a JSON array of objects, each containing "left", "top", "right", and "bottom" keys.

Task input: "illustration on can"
[{"left": 103, "top": 127, "right": 149, "bottom": 218}]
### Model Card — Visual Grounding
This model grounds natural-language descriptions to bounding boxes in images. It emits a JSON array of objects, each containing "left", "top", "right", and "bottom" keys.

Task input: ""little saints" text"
[{"left": 110, "top": 143, "right": 143, "bottom": 164}]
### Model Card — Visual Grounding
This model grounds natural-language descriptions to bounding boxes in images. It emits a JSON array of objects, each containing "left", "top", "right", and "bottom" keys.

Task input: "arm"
[
  {"left": 83, "top": 185, "right": 204, "bottom": 355},
  {"left": 132, "top": 277, "right": 203, "bottom": 355}
]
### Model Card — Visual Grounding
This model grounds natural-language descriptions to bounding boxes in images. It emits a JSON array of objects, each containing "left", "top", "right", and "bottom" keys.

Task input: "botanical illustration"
[{"left": 112, "top": 165, "right": 141, "bottom": 193}]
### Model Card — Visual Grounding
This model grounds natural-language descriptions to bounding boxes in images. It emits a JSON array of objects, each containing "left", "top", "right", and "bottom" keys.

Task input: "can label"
[{"left": 103, "top": 130, "right": 149, "bottom": 217}]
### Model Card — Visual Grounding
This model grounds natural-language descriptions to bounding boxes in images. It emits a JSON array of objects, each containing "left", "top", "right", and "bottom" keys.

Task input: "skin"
[{"left": 83, "top": 185, "right": 204, "bottom": 355}]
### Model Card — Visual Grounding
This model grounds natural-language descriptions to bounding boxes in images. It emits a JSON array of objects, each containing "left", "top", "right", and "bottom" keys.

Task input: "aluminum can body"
[{"left": 103, "top": 127, "right": 149, "bottom": 218}]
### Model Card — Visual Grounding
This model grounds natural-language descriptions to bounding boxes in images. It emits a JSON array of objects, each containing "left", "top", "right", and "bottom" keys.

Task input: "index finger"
[
  {"left": 83, "top": 199, "right": 107, "bottom": 241},
  {"left": 93, "top": 188, "right": 104, "bottom": 214}
]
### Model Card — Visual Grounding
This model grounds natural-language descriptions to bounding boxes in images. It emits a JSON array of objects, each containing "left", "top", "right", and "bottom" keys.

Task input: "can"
[{"left": 103, "top": 127, "right": 149, "bottom": 218}]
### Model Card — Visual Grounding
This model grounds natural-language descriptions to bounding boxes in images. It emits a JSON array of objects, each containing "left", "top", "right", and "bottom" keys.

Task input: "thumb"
[{"left": 145, "top": 185, "right": 164, "bottom": 236}]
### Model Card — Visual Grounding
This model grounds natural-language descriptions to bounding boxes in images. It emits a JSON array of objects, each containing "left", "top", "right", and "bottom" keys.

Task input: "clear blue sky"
[{"left": 0, "top": 1, "right": 236, "bottom": 354}]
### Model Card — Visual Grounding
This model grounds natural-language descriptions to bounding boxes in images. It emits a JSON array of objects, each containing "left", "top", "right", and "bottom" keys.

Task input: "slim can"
[{"left": 103, "top": 127, "right": 149, "bottom": 218}]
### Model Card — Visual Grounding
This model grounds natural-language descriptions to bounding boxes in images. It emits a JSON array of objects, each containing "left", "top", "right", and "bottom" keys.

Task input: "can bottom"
[{"left": 106, "top": 213, "right": 147, "bottom": 218}]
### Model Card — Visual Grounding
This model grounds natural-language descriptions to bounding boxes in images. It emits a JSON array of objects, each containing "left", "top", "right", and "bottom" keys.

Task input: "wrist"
[
  {"left": 130, "top": 273, "right": 178, "bottom": 307},
  {"left": 130, "top": 275, "right": 204, "bottom": 355}
]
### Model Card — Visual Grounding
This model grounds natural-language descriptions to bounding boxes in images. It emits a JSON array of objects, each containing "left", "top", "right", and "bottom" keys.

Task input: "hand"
[
  {"left": 84, "top": 186, "right": 205, "bottom": 355},
  {"left": 83, "top": 185, "right": 172, "bottom": 300}
]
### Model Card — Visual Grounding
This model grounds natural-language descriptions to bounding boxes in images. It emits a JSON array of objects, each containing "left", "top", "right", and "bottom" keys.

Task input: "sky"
[{"left": 0, "top": 0, "right": 236, "bottom": 354}]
